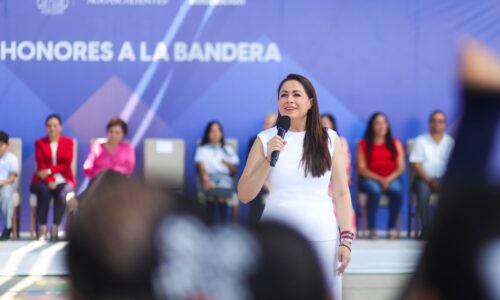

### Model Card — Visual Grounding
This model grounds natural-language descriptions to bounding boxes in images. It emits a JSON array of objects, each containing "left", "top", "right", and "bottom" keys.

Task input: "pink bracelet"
[{"left": 340, "top": 231, "right": 355, "bottom": 239}]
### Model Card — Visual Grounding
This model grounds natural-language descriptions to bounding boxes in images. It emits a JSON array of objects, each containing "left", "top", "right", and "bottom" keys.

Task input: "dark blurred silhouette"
[
  {"left": 247, "top": 221, "right": 330, "bottom": 300},
  {"left": 402, "top": 41, "right": 500, "bottom": 300}
]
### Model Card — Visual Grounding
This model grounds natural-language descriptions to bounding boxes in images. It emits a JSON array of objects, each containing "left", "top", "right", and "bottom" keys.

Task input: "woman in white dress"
[{"left": 238, "top": 74, "right": 354, "bottom": 299}]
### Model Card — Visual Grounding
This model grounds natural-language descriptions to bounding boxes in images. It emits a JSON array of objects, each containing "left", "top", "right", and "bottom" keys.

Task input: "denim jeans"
[
  {"left": 413, "top": 177, "right": 440, "bottom": 233},
  {"left": 360, "top": 178, "right": 403, "bottom": 230},
  {"left": 0, "top": 184, "right": 14, "bottom": 229}
]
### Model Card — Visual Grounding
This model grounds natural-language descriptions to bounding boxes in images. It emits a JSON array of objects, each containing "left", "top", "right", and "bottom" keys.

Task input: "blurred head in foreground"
[{"left": 67, "top": 171, "right": 202, "bottom": 300}]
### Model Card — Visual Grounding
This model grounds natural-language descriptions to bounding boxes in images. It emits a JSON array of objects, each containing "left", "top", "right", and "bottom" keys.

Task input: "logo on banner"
[{"left": 37, "top": 0, "right": 70, "bottom": 15}]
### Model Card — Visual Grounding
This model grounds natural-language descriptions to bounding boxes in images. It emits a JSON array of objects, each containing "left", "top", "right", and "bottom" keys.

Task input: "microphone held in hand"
[{"left": 270, "top": 116, "right": 291, "bottom": 167}]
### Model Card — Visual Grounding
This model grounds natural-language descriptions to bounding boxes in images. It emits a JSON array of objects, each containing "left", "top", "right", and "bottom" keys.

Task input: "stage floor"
[
  {"left": 0, "top": 239, "right": 423, "bottom": 299},
  {"left": 0, "top": 238, "right": 424, "bottom": 276},
  {"left": 348, "top": 239, "right": 424, "bottom": 274},
  {"left": 0, "top": 241, "right": 67, "bottom": 277}
]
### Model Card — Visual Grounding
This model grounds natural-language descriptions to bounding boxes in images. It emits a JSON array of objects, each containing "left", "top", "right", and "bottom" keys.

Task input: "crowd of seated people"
[
  {"left": 4, "top": 40, "right": 498, "bottom": 300},
  {"left": 0, "top": 109, "right": 454, "bottom": 240},
  {"left": 63, "top": 43, "right": 500, "bottom": 300}
]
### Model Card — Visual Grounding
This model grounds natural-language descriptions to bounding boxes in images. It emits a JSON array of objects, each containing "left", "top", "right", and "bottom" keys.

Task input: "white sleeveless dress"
[{"left": 258, "top": 127, "right": 341, "bottom": 300}]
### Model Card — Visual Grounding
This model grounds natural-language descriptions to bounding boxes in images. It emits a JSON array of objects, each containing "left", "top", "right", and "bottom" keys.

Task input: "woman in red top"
[
  {"left": 30, "top": 114, "right": 75, "bottom": 241},
  {"left": 357, "top": 112, "right": 405, "bottom": 240}
]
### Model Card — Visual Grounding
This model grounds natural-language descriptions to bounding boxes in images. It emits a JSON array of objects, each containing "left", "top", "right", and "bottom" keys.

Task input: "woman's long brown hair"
[{"left": 277, "top": 74, "right": 331, "bottom": 177}]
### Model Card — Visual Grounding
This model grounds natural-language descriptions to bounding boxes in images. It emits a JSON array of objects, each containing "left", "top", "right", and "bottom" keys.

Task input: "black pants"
[
  {"left": 31, "top": 182, "right": 73, "bottom": 225},
  {"left": 248, "top": 189, "right": 266, "bottom": 225},
  {"left": 206, "top": 199, "right": 228, "bottom": 224}
]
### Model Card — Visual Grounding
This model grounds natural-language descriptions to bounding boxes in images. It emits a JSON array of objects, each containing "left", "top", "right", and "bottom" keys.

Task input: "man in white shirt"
[
  {"left": 0, "top": 131, "right": 19, "bottom": 241},
  {"left": 410, "top": 111, "right": 454, "bottom": 239}
]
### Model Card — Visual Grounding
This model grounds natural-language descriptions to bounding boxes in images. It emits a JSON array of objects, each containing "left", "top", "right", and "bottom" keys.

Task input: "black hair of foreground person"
[
  {"left": 66, "top": 170, "right": 204, "bottom": 300},
  {"left": 247, "top": 221, "right": 330, "bottom": 300}
]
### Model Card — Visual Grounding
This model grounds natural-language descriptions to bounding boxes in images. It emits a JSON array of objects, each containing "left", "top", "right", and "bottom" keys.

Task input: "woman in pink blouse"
[
  {"left": 83, "top": 117, "right": 135, "bottom": 180},
  {"left": 68, "top": 118, "right": 135, "bottom": 213}
]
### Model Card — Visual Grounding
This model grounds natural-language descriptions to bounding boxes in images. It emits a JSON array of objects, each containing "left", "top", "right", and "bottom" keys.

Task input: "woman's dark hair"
[
  {"left": 45, "top": 114, "right": 62, "bottom": 125},
  {"left": 321, "top": 113, "right": 338, "bottom": 133},
  {"left": 363, "top": 112, "right": 397, "bottom": 160},
  {"left": 248, "top": 221, "right": 329, "bottom": 300},
  {"left": 277, "top": 74, "right": 331, "bottom": 177},
  {"left": 106, "top": 117, "right": 128, "bottom": 136},
  {"left": 200, "top": 120, "right": 226, "bottom": 149}
]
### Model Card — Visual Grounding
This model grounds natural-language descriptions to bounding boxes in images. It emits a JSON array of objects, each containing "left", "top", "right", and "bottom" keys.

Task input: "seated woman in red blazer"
[{"left": 30, "top": 114, "right": 76, "bottom": 241}]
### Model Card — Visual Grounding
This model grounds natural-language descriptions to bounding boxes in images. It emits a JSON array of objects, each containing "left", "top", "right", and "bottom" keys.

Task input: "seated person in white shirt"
[
  {"left": 0, "top": 131, "right": 19, "bottom": 241},
  {"left": 409, "top": 110, "right": 454, "bottom": 239},
  {"left": 195, "top": 121, "right": 239, "bottom": 224}
]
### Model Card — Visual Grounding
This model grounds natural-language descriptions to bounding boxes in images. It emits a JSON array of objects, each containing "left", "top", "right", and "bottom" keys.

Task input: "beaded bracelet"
[
  {"left": 340, "top": 230, "right": 354, "bottom": 235},
  {"left": 340, "top": 230, "right": 355, "bottom": 251},
  {"left": 339, "top": 243, "right": 351, "bottom": 253},
  {"left": 340, "top": 238, "right": 353, "bottom": 245}
]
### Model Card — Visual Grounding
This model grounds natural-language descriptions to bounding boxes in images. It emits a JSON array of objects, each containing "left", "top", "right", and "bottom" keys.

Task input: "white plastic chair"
[
  {"left": 8, "top": 138, "right": 22, "bottom": 240},
  {"left": 144, "top": 138, "right": 185, "bottom": 191}
]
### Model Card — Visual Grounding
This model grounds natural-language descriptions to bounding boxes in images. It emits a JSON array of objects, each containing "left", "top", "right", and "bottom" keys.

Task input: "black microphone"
[{"left": 270, "top": 116, "right": 291, "bottom": 167}]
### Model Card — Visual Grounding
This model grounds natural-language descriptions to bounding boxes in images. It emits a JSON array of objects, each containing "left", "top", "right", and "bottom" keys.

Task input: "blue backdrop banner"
[{"left": 2, "top": 0, "right": 500, "bottom": 231}]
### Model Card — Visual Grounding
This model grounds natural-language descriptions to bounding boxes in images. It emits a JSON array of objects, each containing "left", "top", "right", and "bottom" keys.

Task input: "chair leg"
[
  {"left": 397, "top": 212, "right": 402, "bottom": 238},
  {"left": 11, "top": 206, "right": 18, "bottom": 240},
  {"left": 407, "top": 200, "right": 413, "bottom": 238},
  {"left": 361, "top": 205, "right": 367, "bottom": 239},
  {"left": 414, "top": 213, "right": 420, "bottom": 239},
  {"left": 30, "top": 206, "right": 35, "bottom": 240},
  {"left": 66, "top": 209, "right": 72, "bottom": 237},
  {"left": 232, "top": 206, "right": 239, "bottom": 224}
]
